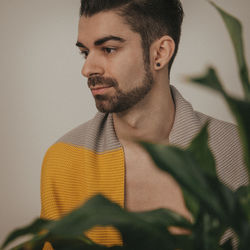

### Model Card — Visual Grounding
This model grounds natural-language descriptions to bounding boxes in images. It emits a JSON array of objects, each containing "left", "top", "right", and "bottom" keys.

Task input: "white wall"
[{"left": 0, "top": 0, "right": 249, "bottom": 244}]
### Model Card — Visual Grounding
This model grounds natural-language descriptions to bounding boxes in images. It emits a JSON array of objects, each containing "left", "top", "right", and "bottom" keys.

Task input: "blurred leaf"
[
  {"left": 187, "top": 67, "right": 224, "bottom": 93},
  {"left": 183, "top": 123, "right": 216, "bottom": 220},
  {"left": 11, "top": 234, "right": 50, "bottom": 250},
  {"left": 186, "top": 54, "right": 250, "bottom": 249},
  {"left": 232, "top": 185, "right": 250, "bottom": 248},
  {"left": 47, "top": 194, "right": 192, "bottom": 250},
  {"left": 10, "top": 236, "right": 109, "bottom": 250},
  {"left": 193, "top": 211, "right": 225, "bottom": 250},
  {"left": 188, "top": 67, "right": 250, "bottom": 178},
  {"left": 209, "top": 1, "right": 250, "bottom": 99},
  {"left": 140, "top": 141, "right": 232, "bottom": 221},
  {"left": 235, "top": 185, "right": 250, "bottom": 222},
  {"left": 2, "top": 195, "right": 193, "bottom": 250},
  {"left": 1, "top": 218, "right": 49, "bottom": 249},
  {"left": 188, "top": 122, "right": 217, "bottom": 177},
  {"left": 169, "top": 234, "right": 194, "bottom": 250},
  {"left": 225, "top": 96, "right": 250, "bottom": 173},
  {"left": 48, "top": 237, "right": 118, "bottom": 250},
  {"left": 182, "top": 188, "right": 199, "bottom": 221},
  {"left": 237, "top": 222, "right": 250, "bottom": 250}
]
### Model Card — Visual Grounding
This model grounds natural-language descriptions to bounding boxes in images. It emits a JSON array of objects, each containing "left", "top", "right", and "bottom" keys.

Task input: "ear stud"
[{"left": 156, "top": 62, "right": 161, "bottom": 67}]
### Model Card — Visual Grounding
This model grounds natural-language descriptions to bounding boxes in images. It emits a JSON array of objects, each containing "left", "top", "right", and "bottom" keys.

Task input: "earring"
[{"left": 156, "top": 62, "right": 161, "bottom": 67}]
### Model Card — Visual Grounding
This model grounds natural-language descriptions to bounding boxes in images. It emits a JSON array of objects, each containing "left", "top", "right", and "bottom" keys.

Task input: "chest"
[{"left": 123, "top": 143, "right": 191, "bottom": 219}]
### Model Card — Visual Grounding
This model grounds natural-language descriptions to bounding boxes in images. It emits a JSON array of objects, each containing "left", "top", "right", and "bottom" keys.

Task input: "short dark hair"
[{"left": 80, "top": 0, "right": 184, "bottom": 74}]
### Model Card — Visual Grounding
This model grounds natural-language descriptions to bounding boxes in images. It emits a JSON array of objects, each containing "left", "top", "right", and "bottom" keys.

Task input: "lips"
[{"left": 90, "top": 86, "right": 112, "bottom": 95}]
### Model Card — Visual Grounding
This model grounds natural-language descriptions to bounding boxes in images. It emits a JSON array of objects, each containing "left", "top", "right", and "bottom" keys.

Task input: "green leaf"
[
  {"left": 187, "top": 67, "right": 224, "bottom": 93},
  {"left": 1, "top": 218, "right": 50, "bottom": 249},
  {"left": 140, "top": 142, "right": 234, "bottom": 221},
  {"left": 188, "top": 67, "right": 250, "bottom": 179},
  {"left": 9, "top": 236, "right": 106, "bottom": 250},
  {"left": 48, "top": 237, "right": 116, "bottom": 250},
  {"left": 182, "top": 188, "right": 199, "bottom": 221},
  {"left": 209, "top": 1, "right": 250, "bottom": 99},
  {"left": 235, "top": 185, "right": 250, "bottom": 222},
  {"left": 10, "top": 234, "right": 49, "bottom": 250},
  {"left": 2, "top": 195, "right": 193, "bottom": 250},
  {"left": 183, "top": 123, "right": 216, "bottom": 219},
  {"left": 47, "top": 194, "right": 192, "bottom": 250},
  {"left": 169, "top": 234, "right": 194, "bottom": 250},
  {"left": 193, "top": 211, "right": 226, "bottom": 250},
  {"left": 180, "top": 123, "right": 218, "bottom": 221},
  {"left": 225, "top": 96, "right": 250, "bottom": 174},
  {"left": 188, "top": 122, "right": 217, "bottom": 177}
]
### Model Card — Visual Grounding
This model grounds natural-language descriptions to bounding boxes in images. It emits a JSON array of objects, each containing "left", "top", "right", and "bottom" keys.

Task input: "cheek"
[{"left": 110, "top": 51, "right": 145, "bottom": 89}]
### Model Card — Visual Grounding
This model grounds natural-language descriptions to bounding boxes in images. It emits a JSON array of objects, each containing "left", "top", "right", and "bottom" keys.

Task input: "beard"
[{"left": 87, "top": 63, "right": 154, "bottom": 113}]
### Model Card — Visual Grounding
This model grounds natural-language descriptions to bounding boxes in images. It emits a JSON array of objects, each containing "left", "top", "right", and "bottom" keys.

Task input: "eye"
[
  {"left": 103, "top": 47, "right": 116, "bottom": 54},
  {"left": 79, "top": 50, "right": 89, "bottom": 59}
]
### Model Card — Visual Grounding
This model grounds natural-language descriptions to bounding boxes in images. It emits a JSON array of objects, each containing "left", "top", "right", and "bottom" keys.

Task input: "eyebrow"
[{"left": 76, "top": 35, "right": 126, "bottom": 49}]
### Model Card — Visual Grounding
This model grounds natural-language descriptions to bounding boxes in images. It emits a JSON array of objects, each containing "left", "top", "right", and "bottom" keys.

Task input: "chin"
[
  {"left": 95, "top": 95, "right": 136, "bottom": 113},
  {"left": 96, "top": 101, "right": 112, "bottom": 113}
]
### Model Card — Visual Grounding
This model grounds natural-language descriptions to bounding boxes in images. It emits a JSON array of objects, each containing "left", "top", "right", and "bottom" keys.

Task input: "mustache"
[{"left": 88, "top": 76, "right": 118, "bottom": 88}]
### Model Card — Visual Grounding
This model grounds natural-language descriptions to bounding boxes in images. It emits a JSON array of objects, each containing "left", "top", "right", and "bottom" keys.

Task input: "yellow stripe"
[{"left": 41, "top": 142, "right": 125, "bottom": 248}]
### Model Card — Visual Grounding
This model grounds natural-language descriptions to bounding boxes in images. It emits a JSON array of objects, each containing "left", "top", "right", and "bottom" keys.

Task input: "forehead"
[{"left": 78, "top": 11, "right": 139, "bottom": 44}]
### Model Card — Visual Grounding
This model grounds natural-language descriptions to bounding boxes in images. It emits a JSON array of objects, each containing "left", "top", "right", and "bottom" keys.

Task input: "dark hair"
[{"left": 80, "top": 0, "right": 184, "bottom": 74}]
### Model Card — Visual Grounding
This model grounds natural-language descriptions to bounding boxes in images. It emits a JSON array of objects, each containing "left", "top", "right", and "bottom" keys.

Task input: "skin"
[{"left": 77, "top": 11, "right": 192, "bottom": 229}]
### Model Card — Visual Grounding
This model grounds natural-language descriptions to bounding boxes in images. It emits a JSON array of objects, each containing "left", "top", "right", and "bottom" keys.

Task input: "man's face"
[{"left": 77, "top": 11, "right": 154, "bottom": 113}]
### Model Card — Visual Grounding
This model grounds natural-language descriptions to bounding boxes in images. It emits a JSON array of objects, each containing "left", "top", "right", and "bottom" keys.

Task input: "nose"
[{"left": 81, "top": 53, "right": 104, "bottom": 78}]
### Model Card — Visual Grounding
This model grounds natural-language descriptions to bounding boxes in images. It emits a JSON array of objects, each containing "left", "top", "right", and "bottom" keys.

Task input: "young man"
[{"left": 41, "top": 0, "right": 248, "bottom": 248}]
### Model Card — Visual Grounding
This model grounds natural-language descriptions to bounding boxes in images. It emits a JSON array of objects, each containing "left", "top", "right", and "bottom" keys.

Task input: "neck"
[{"left": 112, "top": 78, "right": 175, "bottom": 145}]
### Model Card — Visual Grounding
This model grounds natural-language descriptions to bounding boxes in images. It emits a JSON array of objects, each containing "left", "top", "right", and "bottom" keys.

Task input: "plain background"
[{"left": 0, "top": 0, "right": 249, "bottom": 244}]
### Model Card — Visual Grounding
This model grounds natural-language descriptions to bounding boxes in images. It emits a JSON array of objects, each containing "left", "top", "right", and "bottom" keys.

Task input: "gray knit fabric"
[{"left": 57, "top": 112, "right": 121, "bottom": 153}]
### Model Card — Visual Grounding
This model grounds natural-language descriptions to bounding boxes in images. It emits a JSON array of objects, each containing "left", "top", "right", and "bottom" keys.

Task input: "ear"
[{"left": 151, "top": 36, "right": 175, "bottom": 70}]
